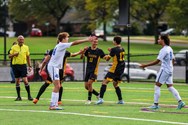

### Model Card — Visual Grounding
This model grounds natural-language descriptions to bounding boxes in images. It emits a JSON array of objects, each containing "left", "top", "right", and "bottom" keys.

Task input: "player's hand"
[
  {"left": 139, "top": 64, "right": 146, "bottom": 69},
  {"left": 28, "top": 66, "right": 32, "bottom": 72},
  {"left": 14, "top": 52, "right": 19, "bottom": 57},
  {"left": 108, "top": 48, "right": 111, "bottom": 52}
]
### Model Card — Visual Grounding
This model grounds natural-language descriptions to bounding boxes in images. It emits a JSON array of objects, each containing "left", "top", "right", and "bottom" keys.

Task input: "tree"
[
  {"left": 168, "top": 0, "right": 188, "bottom": 36},
  {"left": 85, "top": 0, "right": 118, "bottom": 41},
  {"left": 131, "top": 0, "right": 170, "bottom": 44},
  {"left": 9, "top": 0, "right": 70, "bottom": 34},
  {"left": 0, "top": 0, "right": 8, "bottom": 28}
]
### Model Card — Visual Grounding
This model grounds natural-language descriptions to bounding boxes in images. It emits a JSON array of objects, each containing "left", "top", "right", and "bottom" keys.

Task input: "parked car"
[
  {"left": 103, "top": 62, "right": 157, "bottom": 82},
  {"left": 30, "top": 28, "right": 42, "bottom": 37},
  {"left": 160, "top": 28, "right": 174, "bottom": 35},
  {"left": 94, "top": 29, "right": 104, "bottom": 38},
  {"left": 175, "top": 50, "right": 188, "bottom": 66}
]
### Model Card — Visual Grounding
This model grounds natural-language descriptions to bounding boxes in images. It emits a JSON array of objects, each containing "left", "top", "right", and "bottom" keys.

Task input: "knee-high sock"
[
  {"left": 25, "top": 84, "right": 31, "bottom": 97},
  {"left": 50, "top": 92, "right": 59, "bottom": 107},
  {"left": 88, "top": 91, "right": 92, "bottom": 101},
  {"left": 115, "top": 86, "right": 123, "bottom": 100},
  {"left": 16, "top": 84, "right": 21, "bottom": 98},
  {"left": 36, "top": 82, "right": 49, "bottom": 100},
  {"left": 58, "top": 86, "right": 63, "bottom": 101},
  {"left": 92, "top": 89, "right": 99, "bottom": 96},
  {"left": 99, "top": 85, "right": 107, "bottom": 98},
  {"left": 168, "top": 86, "right": 182, "bottom": 101},
  {"left": 154, "top": 85, "right": 160, "bottom": 104}
]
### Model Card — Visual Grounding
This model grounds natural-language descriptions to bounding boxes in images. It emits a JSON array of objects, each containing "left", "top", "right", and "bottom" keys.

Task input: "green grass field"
[{"left": 0, "top": 82, "right": 188, "bottom": 125}]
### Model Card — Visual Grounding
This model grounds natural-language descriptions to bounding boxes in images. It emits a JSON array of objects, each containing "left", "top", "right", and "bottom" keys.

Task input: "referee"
[{"left": 9, "top": 35, "right": 33, "bottom": 101}]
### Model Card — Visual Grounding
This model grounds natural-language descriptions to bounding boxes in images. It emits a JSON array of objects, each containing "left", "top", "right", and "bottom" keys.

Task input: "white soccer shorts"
[
  {"left": 155, "top": 69, "right": 173, "bottom": 84},
  {"left": 47, "top": 65, "right": 60, "bottom": 80}
]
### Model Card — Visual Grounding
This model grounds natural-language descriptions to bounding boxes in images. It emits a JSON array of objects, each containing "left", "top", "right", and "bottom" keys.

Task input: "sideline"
[{"left": 0, "top": 108, "right": 188, "bottom": 125}]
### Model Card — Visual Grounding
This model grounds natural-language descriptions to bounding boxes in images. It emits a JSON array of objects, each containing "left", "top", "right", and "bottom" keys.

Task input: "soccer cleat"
[
  {"left": 95, "top": 98, "right": 104, "bottom": 105},
  {"left": 58, "top": 101, "right": 62, "bottom": 105},
  {"left": 117, "top": 100, "right": 125, "bottom": 104},
  {"left": 49, "top": 106, "right": 63, "bottom": 110},
  {"left": 28, "top": 97, "right": 33, "bottom": 101},
  {"left": 177, "top": 101, "right": 185, "bottom": 110},
  {"left": 85, "top": 100, "right": 91, "bottom": 105},
  {"left": 33, "top": 98, "right": 38, "bottom": 104},
  {"left": 149, "top": 104, "right": 159, "bottom": 109},
  {"left": 15, "top": 97, "right": 22, "bottom": 101}
]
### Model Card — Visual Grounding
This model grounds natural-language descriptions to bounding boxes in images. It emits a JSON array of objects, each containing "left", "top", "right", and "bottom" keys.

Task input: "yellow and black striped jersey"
[
  {"left": 109, "top": 46, "right": 125, "bottom": 73},
  {"left": 85, "top": 47, "right": 105, "bottom": 75}
]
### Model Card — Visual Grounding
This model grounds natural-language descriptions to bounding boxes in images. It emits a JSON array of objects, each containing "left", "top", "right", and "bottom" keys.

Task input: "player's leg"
[
  {"left": 15, "top": 78, "right": 22, "bottom": 101},
  {"left": 48, "top": 66, "right": 62, "bottom": 110},
  {"left": 95, "top": 79, "right": 110, "bottom": 104},
  {"left": 58, "top": 70, "right": 64, "bottom": 105},
  {"left": 58, "top": 84, "right": 63, "bottom": 105},
  {"left": 21, "top": 65, "right": 33, "bottom": 101},
  {"left": 12, "top": 65, "right": 22, "bottom": 101},
  {"left": 33, "top": 81, "right": 51, "bottom": 104},
  {"left": 150, "top": 69, "right": 165, "bottom": 109},
  {"left": 85, "top": 79, "right": 96, "bottom": 104},
  {"left": 166, "top": 76, "right": 185, "bottom": 109},
  {"left": 113, "top": 80, "right": 124, "bottom": 104}
]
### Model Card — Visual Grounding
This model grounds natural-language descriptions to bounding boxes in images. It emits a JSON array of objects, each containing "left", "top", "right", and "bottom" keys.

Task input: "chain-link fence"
[{"left": 0, "top": 53, "right": 187, "bottom": 83}]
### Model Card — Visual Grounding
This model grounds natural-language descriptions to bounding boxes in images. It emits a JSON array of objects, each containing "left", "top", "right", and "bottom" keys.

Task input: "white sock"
[
  {"left": 50, "top": 92, "right": 59, "bottom": 107},
  {"left": 168, "top": 86, "right": 181, "bottom": 101},
  {"left": 154, "top": 85, "right": 160, "bottom": 104}
]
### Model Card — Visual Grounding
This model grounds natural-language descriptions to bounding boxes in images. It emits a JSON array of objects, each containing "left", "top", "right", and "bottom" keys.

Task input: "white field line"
[{"left": 0, "top": 108, "right": 188, "bottom": 125}]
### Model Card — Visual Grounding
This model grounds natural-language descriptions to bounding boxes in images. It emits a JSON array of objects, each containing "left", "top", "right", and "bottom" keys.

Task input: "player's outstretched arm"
[
  {"left": 140, "top": 59, "right": 160, "bottom": 68},
  {"left": 71, "top": 49, "right": 86, "bottom": 57},
  {"left": 71, "top": 36, "right": 93, "bottom": 46},
  {"left": 39, "top": 55, "right": 51, "bottom": 73}
]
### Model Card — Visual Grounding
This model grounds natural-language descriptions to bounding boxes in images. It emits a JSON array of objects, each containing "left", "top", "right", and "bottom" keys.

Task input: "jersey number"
[
  {"left": 89, "top": 58, "right": 93, "bottom": 62},
  {"left": 52, "top": 48, "right": 57, "bottom": 55},
  {"left": 119, "top": 52, "right": 125, "bottom": 61}
]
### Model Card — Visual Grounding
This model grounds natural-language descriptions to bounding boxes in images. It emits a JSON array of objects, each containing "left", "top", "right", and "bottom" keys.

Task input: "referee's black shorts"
[{"left": 12, "top": 64, "right": 27, "bottom": 78}]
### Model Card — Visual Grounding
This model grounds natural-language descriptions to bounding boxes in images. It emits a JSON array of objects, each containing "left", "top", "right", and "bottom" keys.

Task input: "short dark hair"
[
  {"left": 113, "top": 36, "right": 121, "bottom": 44},
  {"left": 160, "top": 35, "right": 170, "bottom": 46}
]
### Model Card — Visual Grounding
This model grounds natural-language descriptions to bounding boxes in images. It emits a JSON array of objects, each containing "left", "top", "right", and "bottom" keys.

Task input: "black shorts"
[
  {"left": 12, "top": 64, "right": 27, "bottom": 78},
  {"left": 84, "top": 72, "right": 97, "bottom": 82},
  {"left": 105, "top": 69, "right": 124, "bottom": 82}
]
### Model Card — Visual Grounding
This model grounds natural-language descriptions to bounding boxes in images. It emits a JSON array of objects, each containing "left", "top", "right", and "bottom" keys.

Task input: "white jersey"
[
  {"left": 48, "top": 42, "right": 72, "bottom": 69},
  {"left": 157, "top": 45, "right": 174, "bottom": 74}
]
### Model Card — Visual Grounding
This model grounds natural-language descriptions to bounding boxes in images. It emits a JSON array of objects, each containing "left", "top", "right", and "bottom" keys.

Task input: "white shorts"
[
  {"left": 155, "top": 69, "right": 173, "bottom": 84},
  {"left": 47, "top": 65, "right": 60, "bottom": 81}
]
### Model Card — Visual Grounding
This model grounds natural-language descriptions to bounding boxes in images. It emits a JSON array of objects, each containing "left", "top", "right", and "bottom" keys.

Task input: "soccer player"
[
  {"left": 47, "top": 32, "right": 93, "bottom": 110},
  {"left": 33, "top": 49, "right": 84, "bottom": 105},
  {"left": 9, "top": 35, "right": 33, "bottom": 101},
  {"left": 140, "top": 34, "right": 185, "bottom": 110},
  {"left": 96, "top": 36, "right": 125, "bottom": 105},
  {"left": 81, "top": 36, "right": 110, "bottom": 104},
  {"left": 8, "top": 41, "right": 17, "bottom": 83}
]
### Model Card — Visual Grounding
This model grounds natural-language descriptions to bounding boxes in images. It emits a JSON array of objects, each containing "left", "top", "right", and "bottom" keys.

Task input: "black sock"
[
  {"left": 88, "top": 91, "right": 92, "bottom": 100},
  {"left": 25, "top": 84, "right": 31, "bottom": 98},
  {"left": 58, "top": 86, "right": 63, "bottom": 101},
  {"left": 92, "top": 89, "right": 99, "bottom": 96},
  {"left": 99, "top": 85, "right": 107, "bottom": 98},
  {"left": 115, "top": 86, "right": 122, "bottom": 100},
  {"left": 36, "top": 82, "right": 49, "bottom": 99},
  {"left": 16, "top": 85, "right": 21, "bottom": 98}
]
